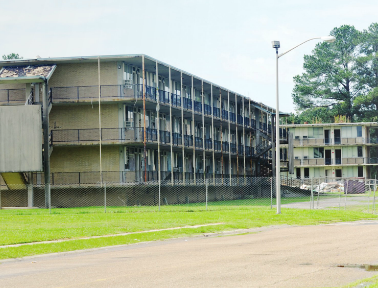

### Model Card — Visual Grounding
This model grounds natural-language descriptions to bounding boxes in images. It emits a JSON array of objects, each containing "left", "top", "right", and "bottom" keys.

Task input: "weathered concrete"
[{"left": 1, "top": 221, "right": 378, "bottom": 287}]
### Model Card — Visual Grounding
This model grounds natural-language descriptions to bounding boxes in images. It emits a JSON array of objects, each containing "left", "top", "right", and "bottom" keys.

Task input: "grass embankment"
[{"left": 1, "top": 200, "right": 377, "bottom": 260}]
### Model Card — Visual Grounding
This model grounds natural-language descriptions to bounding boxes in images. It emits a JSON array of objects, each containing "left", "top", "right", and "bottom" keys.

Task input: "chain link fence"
[{"left": 1, "top": 177, "right": 377, "bottom": 214}]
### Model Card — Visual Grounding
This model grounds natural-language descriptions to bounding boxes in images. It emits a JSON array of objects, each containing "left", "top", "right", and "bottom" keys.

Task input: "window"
[
  {"left": 358, "top": 166, "right": 363, "bottom": 177},
  {"left": 304, "top": 168, "right": 309, "bottom": 178},
  {"left": 296, "top": 168, "right": 301, "bottom": 179},
  {"left": 357, "top": 146, "right": 363, "bottom": 157},
  {"left": 314, "top": 147, "right": 324, "bottom": 158},
  {"left": 357, "top": 126, "right": 362, "bottom": 137},
  {"left": 336, "top": 169, "right": 342, "bottom": 178}
]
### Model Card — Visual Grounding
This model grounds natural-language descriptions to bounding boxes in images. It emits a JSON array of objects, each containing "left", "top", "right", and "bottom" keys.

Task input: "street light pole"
[{"left": 272, "top": 36, "right": 335, "bottom": 214}]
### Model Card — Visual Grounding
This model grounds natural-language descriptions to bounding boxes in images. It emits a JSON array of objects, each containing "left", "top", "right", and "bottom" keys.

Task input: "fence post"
[
  {"left": 344, "top": 178, "right": 348, "bottom": 210},
  {"left": 206, "top": 179, "right": 208, "bottom": 211},
  {"left": 316, "top": 178, "right": 320, "bottom": 209},
  {"left": 0, "top": 181, "right": 2, "bottom": 209},
  {"left": 158, "top": 178, "right": 161, "bottom": 212},
  {"left": 310, "top": 177, "right": 313, "bottom": 209},
  {"left": 374, "top": 178, "right": 377, "bottom": 214},
  {"left": 270, "top": 177, "right": 273, "bottom": 209},
  {"left": 367, "top": 179, "right": 371, "bottom": 214},
  {"left": 104, "top": 182, "right": 107, "bottom": 213}
]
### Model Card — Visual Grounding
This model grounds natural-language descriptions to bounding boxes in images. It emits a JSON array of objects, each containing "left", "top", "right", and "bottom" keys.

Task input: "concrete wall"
[
  {"left": 50, "top": 146, "right": 120, "bottom": 172},
  {"left": 0, "top": 105, "right": 42, "bottom": 172},
  {"left": 50, "top": 104, "right": 119, "bottom": 130},
  {"left": 49, "top": 62, "right": 118, "bottom": 87}
]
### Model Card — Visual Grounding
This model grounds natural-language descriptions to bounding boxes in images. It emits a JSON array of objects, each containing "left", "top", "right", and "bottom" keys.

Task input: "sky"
[{"left": 1, "top": 0, "right": 378, "bottom": 113}]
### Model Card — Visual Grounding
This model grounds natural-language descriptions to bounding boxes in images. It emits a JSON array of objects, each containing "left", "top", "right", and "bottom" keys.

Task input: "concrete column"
[
  {"left": 211, "top": 84, "right": 215, "bottom": 184},
  {"left": 202, "top": 80, "right": 205, "bottom": 182},
  {"left": 42, "top": 82, "right": 51, "bottom": 208},
  {"left": 169, "top": 68, "right": 173, "bottom": 185},
  {"left": 28, "top": 172, "right": 34, "bottom": 208},
  {"left": 243, "top": 98, "right": 246, "bottom": 178},
  {"left": 228, "top": 91, "right": 231, "bottom": 185},
  {"left": 156, "top": 62, "right": 161, "bottom": 187},
  {"left": 181, "top": 72, "right": 185, "bottom": 184},
  {"left": 192, "top": 76, "right": 195, "bottom": 184},
  {"left": 235, "top": 93, "right": 238, "bottom": 179}
]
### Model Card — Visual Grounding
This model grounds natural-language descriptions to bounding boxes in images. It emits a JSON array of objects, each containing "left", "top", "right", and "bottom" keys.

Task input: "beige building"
[
  {"left": 0, "top": 54, "right": 282, "bottom": 187},
  {"left": 281, "top": 122, "right": 378, "bottom": 179}
]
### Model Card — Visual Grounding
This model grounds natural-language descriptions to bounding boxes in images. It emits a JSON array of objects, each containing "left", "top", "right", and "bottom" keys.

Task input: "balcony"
[
  {"left": 195, "top": 137, "right": 203, "bottom": 149},
  {"left": 230, "top": 143, "right": 236, "bottom": 154},
  {"left": 222, "top": 110, "right": 228, "bottom": 120},
  {"left": 214, "top": 140, "right": 221, "bottom": 151},
  {"left": 204, "top": 104, "right": 212, "bottom": 116},
  {"left": 245, "top": 146, "right": 254, "bottom": 156},
  {"left": 184, "top": 135, "right": 193, "bottom": 147},
  {"left": 159, "top": 130, "right": 171, "bottom": 144},
  {"left": 293, "top": 157, "right": 365, "bottom": 166},
  {"left": 183, "top": 97, "right": 192, "bottom": 110},
  {"left": 51, "top": 128, "right": 132, "bottom": 145},
  {"left": 229, "top": 112, "right": 236, "bottom": 123},
  {"left": 213, "top": 107, "right": 220, "bottom": 118},
  {"left": 0, "top": 88, "right": 26, "bottom": 105},
  {"left": 238, "top": 144, "right": 244, "bottom": 154},
  {"left": 237, "top": 115, "right": 243, "bottom": 125},
  {"left": 172, "top": 133, "right": 182, "bottom": 146},
  {"left": 159, "top": 90, "right": 170, "bottom": 104},
  {"left": 222, "top": 141, "right": 229, "bottom": 152},
  {"left": 194, "top": 101, "right": 202, "bottom": 113},
  {"left": 251, "top": 119, "right": 256, "bottom": 129},
  {"left": 205, "top": 139, "right": 212, "bottom": 150},
  {"left": 171, "top": 94, "right": 181, "bottom": 107},
  {"left": 244, "top": 117, "right": 250, "bottom": 127},
  {"left": 294, "top": 137, "right": 365, "bottom": 146},
  {"left": 367, "top": 137, "right": 378, "bottom": 144}
]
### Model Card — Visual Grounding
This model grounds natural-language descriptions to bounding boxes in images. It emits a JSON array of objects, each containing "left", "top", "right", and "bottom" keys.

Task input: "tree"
[
  {"left": 286, "top": 107, "right": 333, "bottom": 124},
  {"left": 292, "top": 25, "right": 362, "bottom": 120},
  {"left": 354, "top": 23, "right": 378, "bottom": 121},
  {"left": 2, "top": 53, "right": 23, "bottom": 60}
]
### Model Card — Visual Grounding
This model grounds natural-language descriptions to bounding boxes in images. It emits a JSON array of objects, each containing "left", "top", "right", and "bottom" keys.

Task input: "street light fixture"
[{"left": 272, "top": 35, "right": 336, "bottom": 214}]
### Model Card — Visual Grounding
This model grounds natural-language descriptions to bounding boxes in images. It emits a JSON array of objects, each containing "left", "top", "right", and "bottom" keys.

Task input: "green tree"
[
  {"left": 2, "top": 53, "right": 23, "bottom": 60},
  {"left": 354, "top": 23, "right": 378, "bottom": 121},
  {"left": 292, "top": 25, "right": 362, "bottom": 120},
  {"left": 287, "top": 107, "right": 333, "bottom": 124}
]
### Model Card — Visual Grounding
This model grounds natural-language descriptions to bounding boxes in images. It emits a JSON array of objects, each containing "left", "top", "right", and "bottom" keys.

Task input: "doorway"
[
  {"left": 325, "top": 130, "right": 330, "bottom": 145},
  {"left": 334, "top": 129, "right": 341, "bottom": 144},
  {"left": 325, "top": 150, "right": 332, "bottom": 165}
]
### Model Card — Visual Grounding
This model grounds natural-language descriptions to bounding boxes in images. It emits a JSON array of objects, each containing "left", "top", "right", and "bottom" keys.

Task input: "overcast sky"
[{"left": 2, "top": 0, "right": 378, "bottom": 113}]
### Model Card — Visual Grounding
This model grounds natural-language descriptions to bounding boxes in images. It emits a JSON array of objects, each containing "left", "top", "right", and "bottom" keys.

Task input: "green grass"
[{"left": 1, "top": 204, "right": 377, "bottom": 260}]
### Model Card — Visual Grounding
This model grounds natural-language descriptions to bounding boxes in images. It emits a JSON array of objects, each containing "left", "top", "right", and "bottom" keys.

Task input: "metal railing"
[
  {"left": 183, "top": 97, "right": 192, "bottom": 110},
  {"left": 214, "top": 140, "right": 221, "bottom": 151},
  {"left": 213, "top": 107, "right": 220, "bottom": 118},
  {"left": 159, "top": 130, "right": 171, "bottom": 144},
  {"left": 0, "top": 88, "right": 26, "bottom": 104},
  {"left": 194, "top": 101, "right": 202, "bottom": 113},
  {"left": 171, "top": 94, "right": 181, "bottom": 107},
  {"left": 237, "top": 115, "right": 243, "bottom": 125},
  {"left": 184, "top": 135, "right": 193, "bottom": 147},
  {"left": 195, "top": 137, "right": 203, "bottom": 148},
  {"left": 173, "top": 133, "right": 182, "bottom": 146},
  {"left": 230, "top": 143, "right": 236, "bottom": 154},
  {"left": 229, "top": 112, "right": 236, "bottom": 122},
  {"left": 204, "top": 104, "right": 211, "bottom": 116},
  {"left": 222, "top": 110, "right": 228, "bottom": 120},
  {"left": 205, "top": 139, "right": 212, "bottom": 150}
]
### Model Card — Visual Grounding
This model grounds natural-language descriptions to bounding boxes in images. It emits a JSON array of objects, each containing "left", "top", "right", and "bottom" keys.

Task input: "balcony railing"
[
  {"left": 251, "top": 119, "right": 256, "bottom": 129},
  {"left": 204, "top": 104, "right": 211, "bottom": 116},
  {"left": 222, "top": 110, "right": 228, "bottom": 120},
  {"left": 0, "top": 88, "right": 26, "bottom": 104},
  {"left": 159, "top": 130, "right": 171, "bottom": 144},
  {"left": 229, "top": 112, "right": 236, "bottom": 123},
  {"left": 230, "top": 143, "right": 236, "bottom": 154},
  {"left": 173, "top": 133, "right": 182, "bottom": 146},
  {"left": 184, "top": 135, "right": 193, "bottom": 147},
  {"left": 194, "top": 101, "right": 202, "bottom": 113},
  {"left": 195, "top": 137, "right": 203, "bottom": 148},
  {"left": 205, "top": 139, "right": 212, "bottom": 150},
  {"left": 183, "top": 97, "right": 192, "bottom": 110},
  {"left": 171, "top": 94, "right": 181, "bottom": 107},
  {"left": 213, "top": 107, "right": 220, "bottom": 118},
  {"left": 214, "top": 140, "right": 221, "bottom": 151},
  {"left": 222, "top": 141, "right": 229, "bottom": 152},
  {"left": 159, "top": 90, "right": 170, "bottom": 104},
  {"left": 51, "top": 128, "right": 133, "bottom": 144},
  {"left": 293, "top": 137, "right": 365, "bottom": 146},
  {"left": 237, "top": 115, "right": 243, "bottom": 125},
  {"left": 244, "top": 117, "right": 250, "bottom": 127},
  {"left": 238, "top": 144, "right": 244, "bottom": 154},
  {"left": 245, "top": 146, "right": 254, "bottom": 156},
  {"left": 293, "top": 157, "right": 365, "bottom": 166}
]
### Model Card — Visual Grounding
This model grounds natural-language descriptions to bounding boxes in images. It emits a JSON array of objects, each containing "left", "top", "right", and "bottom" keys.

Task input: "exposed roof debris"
[{"left": 0, "top": 65, "right": 55, "bottom": 79}]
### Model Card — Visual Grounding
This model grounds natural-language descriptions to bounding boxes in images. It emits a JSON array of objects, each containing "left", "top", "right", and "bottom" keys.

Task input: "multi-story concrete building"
[
  {"left": 281, "top": 122, "right": 378, "bottom": 179},
  {"left": 0, "top": 54, "right": 285, "bottom": 188}
]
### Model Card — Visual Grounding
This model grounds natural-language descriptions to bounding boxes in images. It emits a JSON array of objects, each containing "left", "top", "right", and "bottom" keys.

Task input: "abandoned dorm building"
[{"left": 0, "top": 54, "right": 286, "bottom": 190}]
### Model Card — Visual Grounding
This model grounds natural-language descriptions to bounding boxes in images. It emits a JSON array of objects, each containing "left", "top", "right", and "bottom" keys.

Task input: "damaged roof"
[{"left": 0, "top": 65, "right": 56, "bottom": 79}]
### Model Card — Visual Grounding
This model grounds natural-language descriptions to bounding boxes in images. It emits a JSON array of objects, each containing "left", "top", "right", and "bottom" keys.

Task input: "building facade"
[
  {"left": 281, "top": 122, "right": 378, "bottom": 179},
  {"left": 0, "top": 55, "right": 284, "bottom": 187}
]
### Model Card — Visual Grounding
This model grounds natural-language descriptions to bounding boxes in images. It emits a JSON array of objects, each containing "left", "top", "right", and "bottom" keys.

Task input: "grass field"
[{"left": 1, "top": 200, "right": 378, "bottom": 260}]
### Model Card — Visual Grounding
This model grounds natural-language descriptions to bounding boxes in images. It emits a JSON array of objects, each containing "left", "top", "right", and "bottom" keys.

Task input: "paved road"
[{"left": 1, "top": 221, "right": 378, "bottom": 288}]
